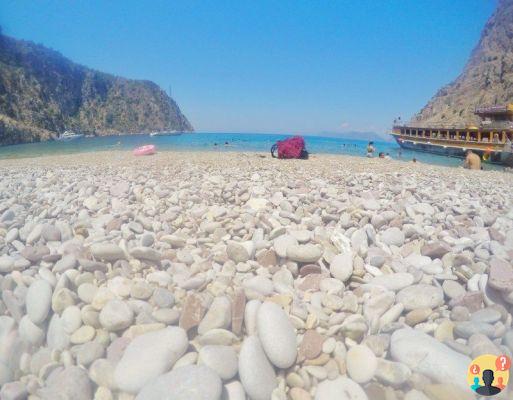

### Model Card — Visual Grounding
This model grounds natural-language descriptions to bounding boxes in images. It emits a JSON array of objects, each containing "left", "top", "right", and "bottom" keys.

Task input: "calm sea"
[{"left": 0, "top": 132, "right": 493, "bottom": 169}]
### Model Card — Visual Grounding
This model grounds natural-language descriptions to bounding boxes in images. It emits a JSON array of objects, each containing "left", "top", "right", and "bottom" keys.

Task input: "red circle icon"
[
  {"left": 496, "top": 355, "right": 511, "bottom": 372},
  {"left": 470, "top": 364, "right": 480, "bottom": 375}
]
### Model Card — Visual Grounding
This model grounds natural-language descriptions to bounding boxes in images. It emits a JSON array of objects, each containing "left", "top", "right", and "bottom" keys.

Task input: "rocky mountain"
[
  {"left": 411, "top": 0, "right": 513, "bottom": 127},
  {"left": 0, "top": 31, "right": 192, "bottom": 145}
]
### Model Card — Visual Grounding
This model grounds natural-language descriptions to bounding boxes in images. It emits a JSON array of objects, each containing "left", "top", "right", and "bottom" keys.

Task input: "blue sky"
[{"left": 1, "top": 0, "right": 496, "bottom": 134}]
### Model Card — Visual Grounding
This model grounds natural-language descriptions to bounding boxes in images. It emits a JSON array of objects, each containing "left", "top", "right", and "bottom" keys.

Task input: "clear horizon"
[{"left": 1, "top": 0, "right": 497, "bottom": 134}]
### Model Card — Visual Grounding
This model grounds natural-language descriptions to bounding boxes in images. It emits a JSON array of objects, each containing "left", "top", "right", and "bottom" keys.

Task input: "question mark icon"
[
  {"left": 495, "top": 355, "right": 511, "bottom": 371},
  {"left": 470, "top": 364, "right": 480, "bottom": 374}
]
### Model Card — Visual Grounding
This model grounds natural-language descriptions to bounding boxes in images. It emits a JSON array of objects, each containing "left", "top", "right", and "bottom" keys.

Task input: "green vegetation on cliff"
[{"left": 0, "top": 31, "right": 192, "bottom": 145}]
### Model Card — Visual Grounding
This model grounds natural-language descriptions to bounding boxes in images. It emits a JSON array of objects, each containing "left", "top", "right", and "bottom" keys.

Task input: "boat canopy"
[{"left": 474, "top": 104, "right": 513, "bottom": 117}]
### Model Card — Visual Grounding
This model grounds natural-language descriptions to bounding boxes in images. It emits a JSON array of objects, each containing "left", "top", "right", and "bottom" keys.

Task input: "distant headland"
[{"left": 0, "top": 29, "right": 192, "bottom": 146}]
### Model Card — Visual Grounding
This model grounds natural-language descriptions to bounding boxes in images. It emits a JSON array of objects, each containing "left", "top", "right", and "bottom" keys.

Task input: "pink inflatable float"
[{"left": 133, "top": 144, "right": 156, "bottom": 156}]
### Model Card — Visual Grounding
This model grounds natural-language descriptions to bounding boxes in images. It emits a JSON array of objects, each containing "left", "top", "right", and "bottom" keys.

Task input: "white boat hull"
[{"left": 57, "top": 134, "right": 84, "bottom": 141}]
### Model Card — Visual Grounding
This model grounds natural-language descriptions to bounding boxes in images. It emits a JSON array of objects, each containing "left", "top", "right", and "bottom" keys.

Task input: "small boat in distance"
[
  {"left": 56, "top": 130, "right": 85, "bottom": 141},
  {"left": 391, "top": 104, "right": 513, "bottom": 167},
  {"left": 149, "top": 130, "right": 182, "bottom": 137}
]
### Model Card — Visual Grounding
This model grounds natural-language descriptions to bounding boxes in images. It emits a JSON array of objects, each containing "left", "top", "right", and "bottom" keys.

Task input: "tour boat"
[
  {"left": 149, "top": 130, "right": 181, "bottom": 137},
  {"left": 57, "top": 130, "right": 85, "bottom": 141},
  {"left": 391, "top": 104, "right": 513, "bottom": 166},
  {"left": 133, "top": 144, "right": 156, "bottom": 156}
]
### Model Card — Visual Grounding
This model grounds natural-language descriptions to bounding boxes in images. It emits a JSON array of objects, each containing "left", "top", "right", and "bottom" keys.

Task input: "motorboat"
[
  {"left": 57, "top": 130, "right": 84, "bottom": 141},
  {"left": 149, "top": 130, "right": 182, "bottom": 137}
]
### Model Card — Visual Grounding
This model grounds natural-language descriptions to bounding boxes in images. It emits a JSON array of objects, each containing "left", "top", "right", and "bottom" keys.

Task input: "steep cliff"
[
  {"left": 0, "top": 32, "right": 193, "bottom": 145},
  {"left": 411, "top": 0, "right": 513, "bottom": 127}
]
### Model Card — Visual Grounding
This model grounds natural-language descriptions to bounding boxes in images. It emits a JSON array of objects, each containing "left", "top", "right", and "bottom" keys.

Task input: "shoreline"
[
  {"left": 0, "top": 149, "right": 512, "bottom": 177},
  {"left": 1, "top": 148, "right": 513, "bottom": 399}
]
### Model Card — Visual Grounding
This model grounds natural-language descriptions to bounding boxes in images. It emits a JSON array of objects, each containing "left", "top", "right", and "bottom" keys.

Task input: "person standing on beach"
[
  {"left": 366, "top": 141, "right": 375, "bottom": 158},
  {"left": 463, "top": 149, "right": 481, "bottom": 170}
]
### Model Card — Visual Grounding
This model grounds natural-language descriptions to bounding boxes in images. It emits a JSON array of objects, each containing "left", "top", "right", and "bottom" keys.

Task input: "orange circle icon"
[
  {"left": 467, "top": 354, "right": 510, "bottom": 396},
  {"left": 470, "top": 364, "right": 480, "bottom": 375},
  {"left": 496, "top": 355, "right": 511, "bottom": 372}
]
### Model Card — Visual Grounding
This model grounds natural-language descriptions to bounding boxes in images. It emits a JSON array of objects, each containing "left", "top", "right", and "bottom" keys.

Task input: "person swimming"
[{"left": 463, "top": 149, "right": 481, "bottom": 170}]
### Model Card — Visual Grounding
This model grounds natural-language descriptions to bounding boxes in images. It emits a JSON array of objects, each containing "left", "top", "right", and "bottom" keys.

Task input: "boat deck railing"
[
  {"left": 392, "top": 133, "right": 513, "bottom": 152},
  {"left": 392, "top": 122, "right": 513, "bottom": 130}
]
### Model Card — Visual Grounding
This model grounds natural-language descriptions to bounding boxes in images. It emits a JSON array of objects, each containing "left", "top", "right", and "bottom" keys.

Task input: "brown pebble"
[
  {"left": 298, "top": 329, "right": 324, "bottom": 361},
  {"left": 231, "top": 289, "right": 246, "bottom": 336},
  {"left": 299, "top": 264, "right": 322, "bottom": 277},
  {"left": 405, "top": 308, "right": 432, "bottom": 326},
  {"left": 179, "top": 293, "right": 205, "bottom": 332},
  {"left": 256, "top": 249, "right": 277, "bottom": 267},
  {"left": 298, "top": 274, "right": 323, "bottom": 291}
]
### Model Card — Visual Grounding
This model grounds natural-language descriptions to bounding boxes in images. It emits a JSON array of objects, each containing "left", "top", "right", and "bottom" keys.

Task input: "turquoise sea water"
[{"left": 0, "top": 132, "right": 491, "bottom": 169}]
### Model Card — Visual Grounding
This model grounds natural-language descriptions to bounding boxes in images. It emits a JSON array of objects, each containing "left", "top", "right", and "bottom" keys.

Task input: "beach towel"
[{"left": 271, "top": 136, "right": 308, "bottom": 159}]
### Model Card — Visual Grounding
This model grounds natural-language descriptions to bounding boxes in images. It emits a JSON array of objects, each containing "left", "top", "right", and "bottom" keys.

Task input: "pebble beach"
[{"left": 0, "top": 150, "right": 513, "bottom": 400}]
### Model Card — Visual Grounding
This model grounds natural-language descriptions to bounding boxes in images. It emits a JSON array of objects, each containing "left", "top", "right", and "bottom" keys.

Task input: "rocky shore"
[{"left": 0, "top": 151, "right": 512, "bottom": 400}]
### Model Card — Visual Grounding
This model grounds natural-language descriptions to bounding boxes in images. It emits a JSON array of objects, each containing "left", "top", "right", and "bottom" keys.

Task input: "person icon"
[
  {"left": 497, "top": 377, "right": 505, "bottom": 390},
  {"left": 471, "top": 376, "right": 480, "bottom": 391},
  {"left": 476, "top": 369, "right": 502, "bottom": 396}
]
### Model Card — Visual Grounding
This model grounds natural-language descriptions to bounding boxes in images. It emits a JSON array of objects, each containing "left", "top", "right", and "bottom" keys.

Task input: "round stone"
[
  {"left": 390, "top": 328, "right": 471, "bottom": 389},
  {"left": 239, "top": 336, "right": 277, "bottom": 400},
  {"left": 38, "top": 366, "right": 93, "bottom": 400},
  {"left": 198, "top": 296, "right": 232, "bottom": 335},
  {"left": 62, "top": 305, "right": 83, "bottom": 334},
  {"left": 130, "top": 281, "right": 153, "bottom": 300},
  {"left": 273, "top": 234, "right": 298, "bottom": 258},
  {"left": 442, "top": 280, "right": 466, "bottom": 299},
  {"left": 90, "top": 243, "right": 126, "bottom": 262},
  {"left": 396, "top": 284, "right": 444, "bottom": 311},
  {"left": 226, "top": 242, "right": 250, "bottom": 263},
  {"left": 77, "top": 283, "right": 98, "bottom": 303},
  {"left": 136, "top": 365, "right": 222, "bottom": 400},
  {"left": 26, "top": 279, "right": 53, "bottom": 324},
  {"left": 315, "top": 376, "right": 368, "bottom": 400},
  {"left": 198, "top": 345, "right": 238, "bottom": 380},
  {"left": 19, "top": 315, "right": 44, "bottom": 345},
  {"left": 330, "top": 253, "right": 353, "bottom": 282},
  {"left": 470, "top": 308, "right": 501, "bottom": 324},
  {"left": 0, "top": 256, "right": 15, "bottom": 273},
  {"left": 54, "top": 254, "right": 77, "bottom": 273},
  {"left": 375, "top": 359, "right": 411, "bottom": 386},
  {"left": 369, "top": 273, "right": 414, "bottom": 292},
  {"left": 346, "top": 345, "right": 377, "bottom": 383},
  {"left": 99, "top": 300, "right": 134, "bottom": 331},
  {"left": 47, "top": 314, "right": 70, "bottom": 351},
  {"left": 114, "top": 327, "right": 188, "bottom": 393},
  {"left": 51, "top": 288, "right": 76, "bottom": 313},
  {"left": 70, "top": 325, "right": 96, "bottom": 344},
  {"left": 257, "top": 301, "right": 297, "bottom": 369},
  {"left": 381, "top": 227, "right": 405, "bottom": 247},
  {"left": 287, "top": 244, "right": 322, "bottom": 263},
  {"left": 454, "top": 321, "right": 495, "bottom": 339}
]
